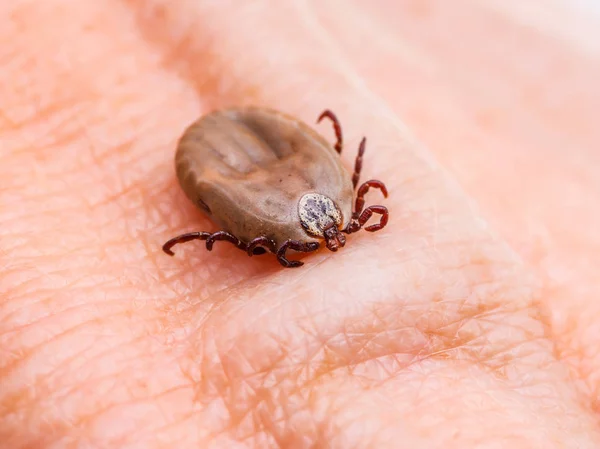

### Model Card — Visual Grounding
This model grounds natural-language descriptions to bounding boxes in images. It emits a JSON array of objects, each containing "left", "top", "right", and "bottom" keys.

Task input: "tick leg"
[
  {"left": 246, "top": 236, "right": 277, "bottom": 257},
  {"left": 204, "top": 231, "right": 246, "bottom": 251},
  {"left": 351, "top": 137, "right": 367, "bottom": 188},
  {"left": 358, "top": 205, "right": 389, "bottom": 232},
  {"left": 164, "top": 231, "right": 304, "bottom": 266},
  {"left": 162, "top": 232, "right": 211, "bottom": 255},
  {"left": 317, "top": 109, "right": 343, "bottom": 154},
  {"left": 276, "top": 240, "right": 320, "bottom": 268},
  {"left": 354, "top": 179, "right": 389, "bottom": 218}
]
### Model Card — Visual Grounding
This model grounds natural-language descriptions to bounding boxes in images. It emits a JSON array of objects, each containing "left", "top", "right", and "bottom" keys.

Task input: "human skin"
[{"left": 2, "top": 0, "right": 600, "bottom": 447}]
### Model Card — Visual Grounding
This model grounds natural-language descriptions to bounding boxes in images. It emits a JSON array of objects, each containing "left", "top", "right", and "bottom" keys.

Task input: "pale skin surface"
[{"left": 2, "top": 0, "right": 600, "bottom": 447}]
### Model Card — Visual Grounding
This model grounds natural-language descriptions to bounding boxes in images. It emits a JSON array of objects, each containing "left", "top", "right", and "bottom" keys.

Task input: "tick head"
[
  {"left": 323, "top": 225, "right": 346, "bottom": 252},
  {"left": 298, "top": 193, "right": 346, "bottom": 252}
]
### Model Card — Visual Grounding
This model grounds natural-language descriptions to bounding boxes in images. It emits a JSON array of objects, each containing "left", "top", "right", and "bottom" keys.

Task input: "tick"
[{"left": 162, "top": 107, "right": 389, "bottom": 268}]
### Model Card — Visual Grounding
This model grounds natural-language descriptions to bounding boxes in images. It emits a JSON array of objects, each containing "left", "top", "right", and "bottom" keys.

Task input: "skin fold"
[{"left": 1, "top": 0, "right": 600, "bottom": 447}]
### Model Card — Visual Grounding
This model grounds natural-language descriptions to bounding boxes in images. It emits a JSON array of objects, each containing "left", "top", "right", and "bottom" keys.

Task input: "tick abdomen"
[
  {"left": 163, "top": 106, "right": 389, "bottom": 268},
  {"left": 174, "top": 107, "right": 353, "bottom": 246}
]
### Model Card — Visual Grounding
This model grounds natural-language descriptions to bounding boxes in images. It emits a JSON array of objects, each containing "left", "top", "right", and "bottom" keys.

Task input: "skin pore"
[{"left": 2, "top": 1, "right": 600, "bottom": 448}]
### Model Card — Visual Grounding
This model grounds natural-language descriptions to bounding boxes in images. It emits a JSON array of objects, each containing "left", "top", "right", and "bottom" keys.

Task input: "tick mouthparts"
[{"left": 324, "top": 227, "right": 346, "bottom": 252}]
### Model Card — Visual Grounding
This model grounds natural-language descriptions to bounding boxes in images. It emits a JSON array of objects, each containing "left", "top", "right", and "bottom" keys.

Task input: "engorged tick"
[{"left": 162, "top": 107, "right": 389, "bottom": 268}]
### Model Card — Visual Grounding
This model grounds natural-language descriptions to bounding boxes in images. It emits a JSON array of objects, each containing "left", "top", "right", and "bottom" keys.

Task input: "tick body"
[{"left": 163, "top": 107, "right": 389, "bottom": 268}]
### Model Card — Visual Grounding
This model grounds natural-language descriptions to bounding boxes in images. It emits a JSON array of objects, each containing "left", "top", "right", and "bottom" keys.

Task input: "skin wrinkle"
[
  {"left": 0, "top": 271, "right": 99, "bottom": 324},
  {"left": 3, "top": 277, "right": 167, "bottom": 333},
  {"left": 177, "top": 245, "right": 552, "bottom": 444},
  {"left": 265, "top": 379, "right": 401, "bottom": 448},
  {"left": 1, "top": 105, "right": 84, "bottom": 154},
  {"left": 1, "top": 269, "right": 136, "bottom": 320},
  {"left": 354, "top": 368, "right": 560, "bottom": 446},
  {"left": 33, "top": 341, "right": 148, "bottom": 407},
  {"left": 2, "top": 341, "right": 101, "bottom": 420},
  {"left": 29, "top": 354, "right": 192, "bottom": 447},
  {"left": 1, "top": 312, "right": 135, "bottom": 392},
  {"left": 0, "top": 295, "right": 126, "bottom": 351},
  {"left": 140, "top": 410, "right": 203, "bottom": 448},
  {"left": 75, "top": 383, "right": 195, "bottom": 433},
  {"left": 1, "top": 78, "right": 81, "bottom": 132},
  {"left": 346, "top": 304, "right": 535, "bottom": 382},
  {"left": 186, "top": 276, "right": 545, "bottom": 442}
]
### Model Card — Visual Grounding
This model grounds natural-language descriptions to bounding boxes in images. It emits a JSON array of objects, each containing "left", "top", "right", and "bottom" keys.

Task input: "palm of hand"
[{"left": 2, "top": 2, "right": 600, "bottom": 448}]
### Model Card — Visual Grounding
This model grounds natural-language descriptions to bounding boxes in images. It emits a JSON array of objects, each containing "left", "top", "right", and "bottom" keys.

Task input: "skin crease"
[{"left": 1, "top": 0, "right": 600, "bottom": 448}]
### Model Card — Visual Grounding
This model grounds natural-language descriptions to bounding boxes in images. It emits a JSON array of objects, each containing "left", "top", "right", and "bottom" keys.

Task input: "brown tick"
[{"left": 162, "top": 107, "right": 389, "bottom": 268}]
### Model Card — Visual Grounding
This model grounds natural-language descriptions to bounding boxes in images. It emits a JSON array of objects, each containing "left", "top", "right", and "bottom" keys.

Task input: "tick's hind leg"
[
  {"left": 162, "top": 230, "right": 246, "bottom": 256},
  {"left": 162, "top": 232, "right": 211, "bottom": 255},
  {"left": 246, "top": 236, "right": 277, "bottom": 257},
  {"left": 317, "top": 109, "right": 343, "bottom": 154},
  {"left": 163, "top": 231, "right": 277, "bottom": 260},
  {"left": 204, "top": 231, "right": 246, "bottom": 251},
  {"left": 276, "top": 240, "right": 320, "bottom": 268}
]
